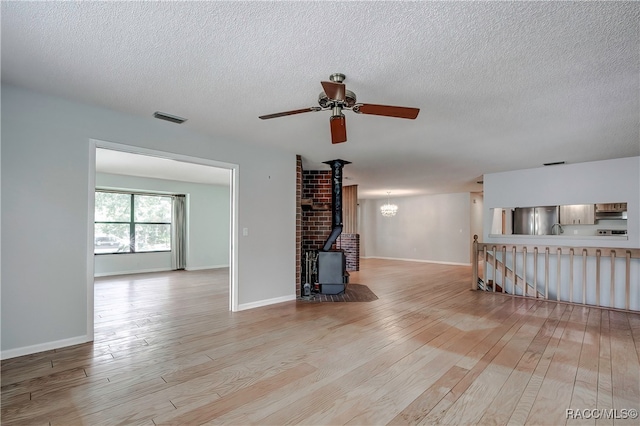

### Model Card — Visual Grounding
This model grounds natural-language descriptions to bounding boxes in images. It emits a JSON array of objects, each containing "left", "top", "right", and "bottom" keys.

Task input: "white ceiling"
[
  {"left": 96, "top": 148, "right": 230, "bottom": 186},
  {"left": 2, "top": 1, "right": 638, "bottom": 198}
]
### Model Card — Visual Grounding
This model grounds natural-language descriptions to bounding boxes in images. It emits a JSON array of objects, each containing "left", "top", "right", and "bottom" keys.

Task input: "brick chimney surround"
[{"left": 295, "top": 156, "right": 360, "bottom": 297}]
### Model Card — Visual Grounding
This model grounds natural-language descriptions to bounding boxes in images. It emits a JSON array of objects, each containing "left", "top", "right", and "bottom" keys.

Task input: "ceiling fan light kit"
[{"left": 259, "top": 73, "right": 420, "bottom": 144}]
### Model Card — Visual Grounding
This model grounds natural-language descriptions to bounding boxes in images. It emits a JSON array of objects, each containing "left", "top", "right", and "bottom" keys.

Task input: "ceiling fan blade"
[
  {"left": 330, "top": 115, "right": 347, "bottom": 144},
  {"left": 321, "top": 81, "right": 346, "bottom": 101},
  {"left": 259, "top": 107, "right": 320, "bottom": 120},
  {"left": 355, "top": 103, "right": 420, "bottom": 119}
]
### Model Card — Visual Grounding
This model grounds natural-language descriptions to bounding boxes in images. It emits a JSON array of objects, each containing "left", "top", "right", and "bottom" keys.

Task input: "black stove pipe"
[{"left": 322, "top": 159, "right": 351, "bottom": 252}]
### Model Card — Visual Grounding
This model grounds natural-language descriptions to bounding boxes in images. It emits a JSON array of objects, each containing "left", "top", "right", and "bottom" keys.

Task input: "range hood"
[{"left": 596, "top": 203, "right": 627, "bottom": 220}]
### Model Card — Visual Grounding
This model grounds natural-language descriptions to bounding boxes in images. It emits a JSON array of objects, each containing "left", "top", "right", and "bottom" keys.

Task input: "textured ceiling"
[
  {"left": 96, "top": 149, "right": 230, "bottom": 187},
  {"left": 2, "top": 1, "right": 639, "bottom": 198}
]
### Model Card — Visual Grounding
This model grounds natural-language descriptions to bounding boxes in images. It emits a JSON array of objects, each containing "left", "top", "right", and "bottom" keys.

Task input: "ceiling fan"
[{"left": 259, "top": 73, "right": 420, "bottom": 144}]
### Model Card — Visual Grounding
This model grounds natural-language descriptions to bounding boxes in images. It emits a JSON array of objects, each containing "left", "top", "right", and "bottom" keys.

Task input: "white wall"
[
  {"left": 361, "top": 192, "right": 472, "bottom": 265},
  {"left": 484, "top": 157, "right": 640, "bottom": 248},
  {"left": 1, "top": 85, "right": 296, "bottom": 358},
  {"left": 94, "top": 173, "right": 230, "bottom": 276}
]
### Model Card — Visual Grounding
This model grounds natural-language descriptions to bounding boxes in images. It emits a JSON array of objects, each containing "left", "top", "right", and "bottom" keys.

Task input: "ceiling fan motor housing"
[{"left": 318, "top": 89, "right": 357, "bottom": 108}]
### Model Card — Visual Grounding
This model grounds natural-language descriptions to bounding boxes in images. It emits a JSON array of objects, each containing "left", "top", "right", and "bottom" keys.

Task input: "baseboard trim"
[
  {"left": 94, "top": 267, "right": 172, "bottom": 277},
  {"left": 365, "top": 256, "right": 471, "bottom": 267},
  {"left": 185, "top": 264, "right": 229, "bottom": 271},
  {"left": 237, "top": 294, "right": 296, "bottom": 311},
  {"left": 1, "top": 335, "right": 91, "bottom": 360},
  {"left": 95, "top": 265, "right": 230, "bottom": 277}
]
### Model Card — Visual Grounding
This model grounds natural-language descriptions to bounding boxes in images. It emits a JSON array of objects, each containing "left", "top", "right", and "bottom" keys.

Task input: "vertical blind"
[{"left": 342, "top": 185, "right": 358, "bottom": 234}]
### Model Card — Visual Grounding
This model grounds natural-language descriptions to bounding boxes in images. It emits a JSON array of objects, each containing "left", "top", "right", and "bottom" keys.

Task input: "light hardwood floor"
[{"left": 2, "top": 259, "right": 639, "bottom": 425}]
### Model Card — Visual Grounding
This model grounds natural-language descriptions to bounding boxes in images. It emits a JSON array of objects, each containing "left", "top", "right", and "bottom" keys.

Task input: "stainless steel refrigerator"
[{"left": 513, "top": 206, "right": 559, "bottom": 235}]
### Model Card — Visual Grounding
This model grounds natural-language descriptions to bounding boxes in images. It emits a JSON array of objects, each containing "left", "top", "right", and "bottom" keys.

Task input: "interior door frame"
[{"left": 87, "top": 139, "right": 239, "bottom": 341}]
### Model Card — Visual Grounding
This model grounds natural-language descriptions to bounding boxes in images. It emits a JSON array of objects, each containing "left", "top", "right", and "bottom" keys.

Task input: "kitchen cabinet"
[
  {"left": 560, "top": 204, "right": 595, "bottom": 225},
  {"left": 595, "top": 202, "right": 627, "bottom": 212}
]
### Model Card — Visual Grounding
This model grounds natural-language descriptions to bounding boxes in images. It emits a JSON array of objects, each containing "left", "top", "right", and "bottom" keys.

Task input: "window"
[{"left": 94, "top": 191, "right": 172, "bottom": 254}]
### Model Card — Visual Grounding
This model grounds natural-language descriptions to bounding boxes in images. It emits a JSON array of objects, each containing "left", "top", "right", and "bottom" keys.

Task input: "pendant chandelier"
[{"left": 380, "top": 191, "right": 398, "bottom": 217}]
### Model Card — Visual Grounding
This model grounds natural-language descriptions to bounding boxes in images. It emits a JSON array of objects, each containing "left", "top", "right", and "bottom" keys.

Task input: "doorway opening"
[{"left": 87, "top": 140, "right": 238, "bottom": 341}]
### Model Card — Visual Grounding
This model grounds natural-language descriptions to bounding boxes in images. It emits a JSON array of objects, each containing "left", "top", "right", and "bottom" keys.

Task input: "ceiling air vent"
[
  {"left": 153, "top": 111, "right": 187, "bottom": 124},
  {"left": 543, "top": 161, "right": 565, "bottom": 166}
]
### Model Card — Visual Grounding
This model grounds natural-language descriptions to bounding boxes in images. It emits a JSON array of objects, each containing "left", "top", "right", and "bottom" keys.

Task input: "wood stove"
[{"left": 317, "top": 159, "right": 350, "bottom": 295}]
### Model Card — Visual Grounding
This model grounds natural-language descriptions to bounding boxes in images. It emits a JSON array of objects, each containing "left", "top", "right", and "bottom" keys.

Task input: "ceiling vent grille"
[{"left": 153, "top": 111, "right": 187, "bottom": 124}]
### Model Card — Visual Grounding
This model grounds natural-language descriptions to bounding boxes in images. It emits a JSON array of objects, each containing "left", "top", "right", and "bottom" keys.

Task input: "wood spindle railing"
[{"left": 472, "top": 235, "right": 640, "bottom": 313}]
